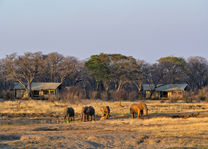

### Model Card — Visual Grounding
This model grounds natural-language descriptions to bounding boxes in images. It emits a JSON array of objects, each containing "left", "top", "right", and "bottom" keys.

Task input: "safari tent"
[
  {"left": 142, "top": 84, "right": 188, "bottom": 99},
  {"left": 14, "top": 82, "right": 62, "bottom": 99}
]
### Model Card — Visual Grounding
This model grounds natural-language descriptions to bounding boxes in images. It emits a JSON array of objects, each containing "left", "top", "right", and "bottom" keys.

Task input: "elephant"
[
  {"left": 64, "top": 107, "right": 75, "bottom": 122},
  {"left": 100, "top": 106, "right": 110, "bottom": 119},
  {"left": 130, "top": 103, "right": 148, "bottom": 119},
  {"left": 81, "top": 106, "right": 95, "bottom": 122}
]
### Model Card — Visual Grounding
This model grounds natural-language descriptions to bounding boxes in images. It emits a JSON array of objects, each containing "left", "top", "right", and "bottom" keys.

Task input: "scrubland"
[{"left": 0, "top": 99, "right": 208, "bottom": 149}]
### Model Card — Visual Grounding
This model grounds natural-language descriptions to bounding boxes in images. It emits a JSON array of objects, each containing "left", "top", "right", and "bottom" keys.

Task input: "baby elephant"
[
  {"left": 64, "top": 107, "right": 75, "bottom": 122},
  {"left": 81, "top": 106, "right": 95, "bottom": 122},
  {"left": 100, "top": 106, "right": 110, "bottom": 119},
  {"left": 130, "top": 103, "right": 148, "bottom": 119}
]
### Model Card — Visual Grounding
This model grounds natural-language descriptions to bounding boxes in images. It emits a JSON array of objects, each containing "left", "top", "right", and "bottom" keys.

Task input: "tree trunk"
[{"left": 117, "top": 81, "right": 123, "bottom": 91}]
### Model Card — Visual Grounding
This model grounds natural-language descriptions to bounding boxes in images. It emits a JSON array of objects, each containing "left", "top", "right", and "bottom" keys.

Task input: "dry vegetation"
[{"left": 1, "top": 99, "right": 208, "bottom": 148}]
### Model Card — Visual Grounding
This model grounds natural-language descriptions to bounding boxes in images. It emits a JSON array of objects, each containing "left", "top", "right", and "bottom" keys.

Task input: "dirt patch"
[
  {"left": 0, "top": 135, "right": 21, "bottom": 141},
  {"left": 0, "top": 112, "right": 59, "bottom": 119},
  {"left": 171, "top": 113, "right": 200, "bottom": 118},
  {"left": 0, "top": 144, "right": 14, "bottom": 149},
  {"left": 20, "top": 135, "right": 50, "bottom": 142},
  {"left": 33, "top": 127, "right": 58, "bottom": 131},
  {"left": 147, "top": 111, "right": 208, "bottom": 119}
]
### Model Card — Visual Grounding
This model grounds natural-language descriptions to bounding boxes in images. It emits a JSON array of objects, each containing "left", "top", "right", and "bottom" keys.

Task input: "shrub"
[
  {"left": 183, "top": 90, "right": 196, "bottom": 103},
  {"left": 128, "top": 91, "right": 138, "bottom": 101},
  {"left": 48, "top": 95, "right": 57, "bottom": 101},
  {"left": 114, "top": 89, "right": 128, "bottom": 101},
  {"left": 57, "top": 86, "right": 85, "bottom": 103},
  {"left": 2, "top": 90, "right": 15, "bottom": 100},
  {"left": 89, "top": 91, "right": 100, "bottom": 99},
  {"left": 169, "top": 94, "right": 181, "bottom": 103},
  {"left": 100, "top": 91, "right": 108, "bottom": 100},
  {"left": 198, "top": 87, "right": 208, "bottom": 101}
]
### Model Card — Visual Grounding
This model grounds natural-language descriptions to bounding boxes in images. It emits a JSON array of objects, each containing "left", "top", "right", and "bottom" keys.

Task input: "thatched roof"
[{"left": 14, "top": 82, "right": 61, "bottom": 90}]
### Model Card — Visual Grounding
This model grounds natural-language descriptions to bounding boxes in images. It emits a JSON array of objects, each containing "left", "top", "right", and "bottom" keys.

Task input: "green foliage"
[
  {"left": 157, "top": 56, "right": 186, "bottom": 83},
  {"left": 85, "top": 54, "right": 111, "bottom": 82},
  {"left": 85, "top": 53, "right": 142, "bottom": 92},
  {"left": 158, "top": 56, "right": 186, "bottom": 66}
]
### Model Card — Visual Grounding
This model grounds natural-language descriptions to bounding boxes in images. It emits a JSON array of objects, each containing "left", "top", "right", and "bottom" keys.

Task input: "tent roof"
[
  {"left": 14, "top": 82, "right": 61, "bottom": 90},
  {"left": 142, "top": 84, "right": 188, "bottom": 91}
]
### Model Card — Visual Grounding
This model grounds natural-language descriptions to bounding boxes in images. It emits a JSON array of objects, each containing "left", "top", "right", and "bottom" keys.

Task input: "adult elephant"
[
  {"left": 64, "top": 107, "right": 75, "bottom": 122},
  {"left": 100, "top": 106, "right": 110, "bottom": 119},
  {"left": 81, "top": 106, "right": 95, "bottom": 122},
  {"left": 130, "top": 103, "right": 148, "bottom": 119}
]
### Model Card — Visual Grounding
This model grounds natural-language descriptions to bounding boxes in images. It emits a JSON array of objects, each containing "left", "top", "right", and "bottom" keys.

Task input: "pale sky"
[{"left": 0, "top": 0, "right": 207, "bottom": 63}]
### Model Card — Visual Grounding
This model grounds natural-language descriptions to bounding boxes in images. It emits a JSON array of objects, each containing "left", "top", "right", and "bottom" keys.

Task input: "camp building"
[
  {"left": 142, "top": 84, "right": 188, "bottom": 99},
  {"left": 14, "top": 82, "right": 62, "bottom": 99}
]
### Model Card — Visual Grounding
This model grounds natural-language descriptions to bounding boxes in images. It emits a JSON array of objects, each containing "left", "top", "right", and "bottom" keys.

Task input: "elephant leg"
[
  {"left": 82, "top": 114, "right": 85, "bottom": 122},
  {"left": 67, "top": 115, "right": 70, "bottom": 122},
  {"left": 132, "top": 112, "right": 135, "bottom": 119},
  {"left": 85, "top": 114, "right": 87, "bottom": 122},
  {"left": 137, "top": 111, "right": 140, "bottom": 119},
  {"left": 64, "top": 115, "right": 67, "bottom": 122},
  {"left": 81, "top": 114, "right": 83, "bottom": 121},
  {"left": 140, "top": 110, "right": 144, "bottom": 118}
]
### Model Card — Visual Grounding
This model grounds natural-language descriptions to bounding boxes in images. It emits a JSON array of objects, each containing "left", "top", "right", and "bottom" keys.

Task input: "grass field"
[{"left": 0, "top": 99, "right": 208, "bottom": 148}]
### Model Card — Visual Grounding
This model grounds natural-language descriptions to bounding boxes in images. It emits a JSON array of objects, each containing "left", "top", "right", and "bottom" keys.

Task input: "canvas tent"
[
  {"left": 14, "top": 82, "right": 62, "bottom": 98},
  {"left": 142, "top": 84, "right": 188, "bottom": 99}
]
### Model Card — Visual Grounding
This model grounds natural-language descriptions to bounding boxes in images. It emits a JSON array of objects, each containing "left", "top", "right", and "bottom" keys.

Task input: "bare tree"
[
  {"left": 43, "top": 52, "right": 64, "bottom": 82},
  {"left": 185, "top": 56, "right": 208, "bottom": 89},
  {"left": 5, "top": 52, "right": 43, "bottom": 98},
  {"left": 142, "top": 63, "right": 165, "bottom": 99},
  {"left": 57, "top": 56, "right": 78, "bottom": 84},
  {"left": 158, "top": 56, "right": 186, "bottom": 84}
]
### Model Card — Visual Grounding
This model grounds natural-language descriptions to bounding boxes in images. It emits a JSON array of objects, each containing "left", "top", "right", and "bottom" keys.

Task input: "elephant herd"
[{"left": 64, "top": 103, "right": 148, "bottom": 122}]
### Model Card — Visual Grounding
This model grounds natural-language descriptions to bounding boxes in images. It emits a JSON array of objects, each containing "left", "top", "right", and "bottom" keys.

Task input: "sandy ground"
[
  {"left": 1, "top": 117, "right": 208, "bottom": 148},
  {"left": 1, "top": 99, "right": 208, "bottom": 148}
]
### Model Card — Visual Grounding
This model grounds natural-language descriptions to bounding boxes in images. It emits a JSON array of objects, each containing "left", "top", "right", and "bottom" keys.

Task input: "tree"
[
  {"left": 85, "top": 54, "right": 111, "bottom": 91},
  {"left": 85, "top": 53, "right": 143, "bottom": 101},
  {"left": 43, "top": 52, "right": 64, "bottom": 82},
  {"left": 158, "top": 56, "right": 186, "bottom": 83},
  {"left": 142, "top": 63, "right": 165, "bottom": 99},
  {"left": 5, "top": 52, "right": 43, "bottom": 98},
  {"left": 185, "top": 56, "right": 208, "bottom": 89},
  {"left": 110, "top": 54, "right": 141, "bottom": 91},
  {"left": 58, "top": 56, "right": 78, "bottom": 84}
]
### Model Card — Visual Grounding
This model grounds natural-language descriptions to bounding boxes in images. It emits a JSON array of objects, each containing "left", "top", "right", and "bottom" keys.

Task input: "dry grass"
[
  {"left": 1, "top": 99, "right": 208, "bottom": 148},
  {"left": 0, "top": 99, "right": 208, "bottom": 116}
]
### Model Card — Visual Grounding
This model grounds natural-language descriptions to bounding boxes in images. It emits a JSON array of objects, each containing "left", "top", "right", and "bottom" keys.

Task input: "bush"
[
  {"left": 169, "top": 94, "right": 181, "bottom": 103},
  {"left": 170, "top": 98, "right": 178, "bottom": 103},
  {"left": 198, "top": 87, "right": 208, "bottom": 101},
  {"left": 128, "top": 91, "right": 138, "bottom": 101},
  {"left": 2, "top": 90, "right": 15, "bottom": 100},
  {"left": 114, "top": 89, "right": 128, "bottom": 101},
  {"left": 100, "top": 91, "right": 108, "bottom": 100},
  {"left": 57, "top": 86, "right": 86, "bottom": 103},
  {"left": 89, "top": 91, "right": 100, "bottom": 99},
  {"left": 48, "top": 95, "right": 58, "bottom": 101},
  {"left": 199, "top": 96, "right": 206, "bottom": 101}
]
